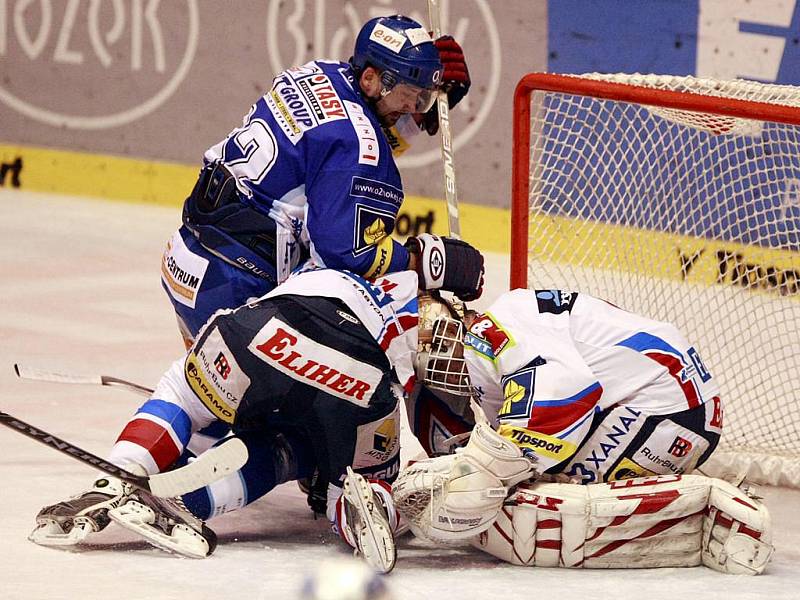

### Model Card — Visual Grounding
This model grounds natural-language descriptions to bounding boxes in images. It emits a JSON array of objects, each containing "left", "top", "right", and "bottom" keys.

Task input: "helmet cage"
[{"left": 416, "top": 294, "right": 473, "bottom": 396}]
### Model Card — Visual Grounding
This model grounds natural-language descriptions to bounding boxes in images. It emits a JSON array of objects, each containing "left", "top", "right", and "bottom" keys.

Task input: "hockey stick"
[
  {"left": 14, "top": 363, "right": 154, "bottom": 397},
  {"left": 0, "top": 410, "right": 247, "bottom": 497},
  {"left": 427, "top": 0, "right": 461, "bottom": 239}
]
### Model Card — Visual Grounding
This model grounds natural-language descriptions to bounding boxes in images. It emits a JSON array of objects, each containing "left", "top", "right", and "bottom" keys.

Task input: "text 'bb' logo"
[
  {"left": 214, "top": 352, "right": 231, "bottom": 380},
  {"left": 668, "top": 436, "right": 693, "bottom": 458}
]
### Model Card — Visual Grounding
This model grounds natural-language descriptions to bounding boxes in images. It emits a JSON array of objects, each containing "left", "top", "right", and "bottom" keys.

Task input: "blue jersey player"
[{"left": 161, "top": 14, "right": 482, "bottom": 348}]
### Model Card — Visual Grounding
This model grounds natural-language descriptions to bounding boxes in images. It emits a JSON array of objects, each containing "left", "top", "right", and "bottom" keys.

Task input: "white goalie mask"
[{"left": 415, "top": 293, "right": 473, "bottom": 396}]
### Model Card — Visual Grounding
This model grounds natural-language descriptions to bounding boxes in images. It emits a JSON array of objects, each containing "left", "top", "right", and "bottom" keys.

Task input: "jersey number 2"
[{"left": 227, "top": 119, "right": 279, "bottom": 184}]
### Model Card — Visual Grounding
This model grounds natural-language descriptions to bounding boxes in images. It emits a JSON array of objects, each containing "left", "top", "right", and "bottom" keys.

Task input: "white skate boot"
[
  {"left": 108, "top": 492, "right": 216, "bottom": 559},
  {"left": 29, "top": 476, "right": 134, "bottom": 546},
  {"left": 341, "top": 467, "right": 397, "bottom": 573}
]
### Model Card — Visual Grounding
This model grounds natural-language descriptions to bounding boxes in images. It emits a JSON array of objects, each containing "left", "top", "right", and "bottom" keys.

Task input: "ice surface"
[{"left": 1, "top": 190, "right": 798, "bottom": 599}]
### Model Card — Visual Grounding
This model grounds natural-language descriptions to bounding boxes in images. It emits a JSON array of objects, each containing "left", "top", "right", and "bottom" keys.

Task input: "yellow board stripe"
[
  {"left": 529, "top": 212, "right": 799, "bottom": 299},
  {"left": 7, "top": 139, "right": 794, "bottom": 294},
  {"left": 0, "top": 142, "right": 197, "bottom": 206}
]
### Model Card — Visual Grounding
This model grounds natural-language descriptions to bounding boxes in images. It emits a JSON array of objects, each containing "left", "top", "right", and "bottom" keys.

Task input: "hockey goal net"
[{"left": 511, "top": 73, "right": 800, "bottom": 487}]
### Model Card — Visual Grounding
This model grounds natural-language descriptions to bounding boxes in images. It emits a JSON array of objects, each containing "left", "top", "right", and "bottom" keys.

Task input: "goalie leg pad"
[
  {"left": 473, "top": 474, "right": 774, "bottom": 574},
  {"left": 702, "top": 479, "right": 773, "bottom": 575}
]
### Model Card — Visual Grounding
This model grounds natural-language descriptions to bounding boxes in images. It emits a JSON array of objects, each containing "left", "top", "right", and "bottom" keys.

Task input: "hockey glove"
[
  {"left": 406, "top": 233, "right": 484, "bottom": 301},
  {"left": 436, "top": 36, "right": 471, "bottom": 107},
  {"left": 304, "top": 469, "right": 328, "bottom": 515},
  {"left": 421, "top": 36, "right": 471, "bottom": 136}
]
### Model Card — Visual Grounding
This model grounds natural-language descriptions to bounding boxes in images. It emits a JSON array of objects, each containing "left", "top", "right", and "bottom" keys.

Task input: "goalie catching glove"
[
  {"left": 392, "top": 400, "right": 536, "bottom": 544},
  {"left": 406, "top": 233, "right": 484, "bottom": 301}
]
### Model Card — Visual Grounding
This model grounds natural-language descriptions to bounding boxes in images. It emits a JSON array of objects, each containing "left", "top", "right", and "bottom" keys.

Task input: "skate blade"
[
  {"left": 28, "top": 518, "right": 94, "bottom": 547},
  {"left": 343, "top": 467, "right": 397, "bottom": 573},
  {"left": 108, "top": 501, "right": 209, "bottom": 559}
]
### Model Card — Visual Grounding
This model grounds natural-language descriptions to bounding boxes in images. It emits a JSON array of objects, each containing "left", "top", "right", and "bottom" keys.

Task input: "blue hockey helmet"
[{"left": 352, "top": 15, "right": 443, "bottom": 95}]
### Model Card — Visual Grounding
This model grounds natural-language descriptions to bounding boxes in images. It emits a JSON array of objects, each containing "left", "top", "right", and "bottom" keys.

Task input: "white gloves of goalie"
[
  {"left": 405, "top": 233, "right": 485, "bottom": 301},
  {"left": 392, "top": 403, "right": 537, "bottom": 544}
]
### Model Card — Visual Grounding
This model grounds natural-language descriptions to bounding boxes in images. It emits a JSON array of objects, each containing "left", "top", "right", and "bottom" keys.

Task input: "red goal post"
[{"left": 511, "top": 72, "right": 800, "bottom": 487}]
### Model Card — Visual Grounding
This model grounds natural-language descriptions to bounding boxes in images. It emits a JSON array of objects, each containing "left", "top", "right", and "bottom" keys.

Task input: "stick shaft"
[
  {"left": 14, "top": 363, "right": 154, "bottom": 397},
  {"left": 0, "top": 411, "right": 150, "bottom": 491},
  {"left": 427, "top": 0, "right": 461, "bottom": 239},
  {"left": 0, "top": 410, "right": 248, "bottom": 497}
]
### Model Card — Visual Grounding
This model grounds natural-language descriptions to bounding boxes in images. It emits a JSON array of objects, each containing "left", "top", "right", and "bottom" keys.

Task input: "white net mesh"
[{"left": 514, "top": 73, "right": 800, "bottom": 486}]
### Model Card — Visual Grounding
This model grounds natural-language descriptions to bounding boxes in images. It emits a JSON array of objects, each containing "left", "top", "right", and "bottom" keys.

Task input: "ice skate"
[
  {"left": 29, "top": 476, "right": 134, "bottom": 547},
  {"left": 341, "top": 467, "right": 397, "bottom": 573},
  {"left": 108, "top": 491, "right": 216, "bottom": 559}
]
